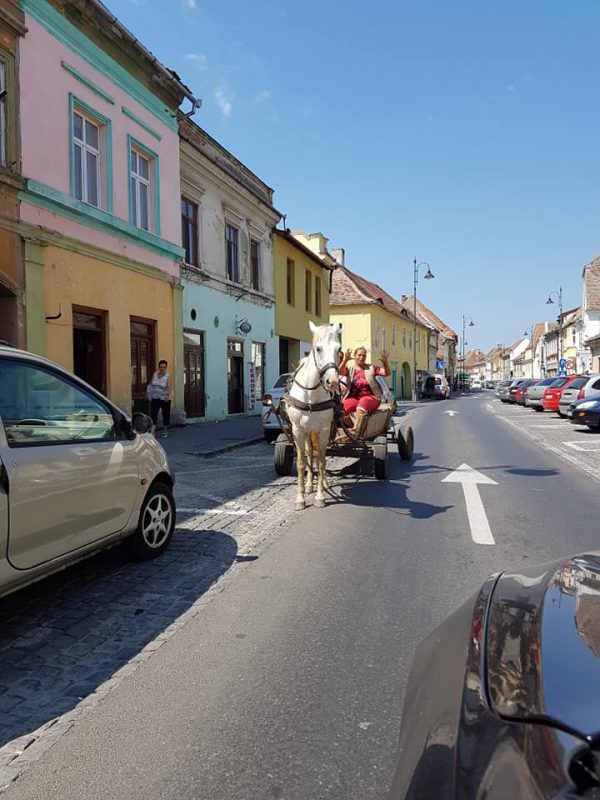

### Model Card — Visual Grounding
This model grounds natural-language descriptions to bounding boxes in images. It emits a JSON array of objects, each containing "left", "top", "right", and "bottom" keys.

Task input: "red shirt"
[{"left": 350, "top": 366, "right": 383, "bottom": 399}]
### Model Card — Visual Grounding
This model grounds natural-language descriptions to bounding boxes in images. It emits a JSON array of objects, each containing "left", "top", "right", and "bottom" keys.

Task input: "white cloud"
[
  {"left": 186, "top": 52, "right": 208, "bottom": 69},
  {"left": 255, "top": 89, "right": 271, "bottom": 103},
  {"left": 214, "top": 85, "right": 235, "bottom": 117}
]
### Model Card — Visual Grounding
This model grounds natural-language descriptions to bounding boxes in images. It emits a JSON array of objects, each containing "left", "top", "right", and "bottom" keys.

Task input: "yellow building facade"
[
  {"left": 273, "top": 230, "right": 331, "bottom": 374},
  {"left": 329, "top": 266, "right": 429, "bottom": 398}
]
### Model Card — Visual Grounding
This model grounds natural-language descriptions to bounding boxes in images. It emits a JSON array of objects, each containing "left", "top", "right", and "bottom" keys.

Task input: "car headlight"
[{"left": 575, "top": 400, "right": 599, "bottom": 410}]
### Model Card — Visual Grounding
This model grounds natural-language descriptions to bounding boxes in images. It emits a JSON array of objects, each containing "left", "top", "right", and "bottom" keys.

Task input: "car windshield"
[
  {"left": 549, "top": 378, "right": 567, "bottom": 388},
  {"left": 273, "top": 374, "right": 291, "bottom": 389}
]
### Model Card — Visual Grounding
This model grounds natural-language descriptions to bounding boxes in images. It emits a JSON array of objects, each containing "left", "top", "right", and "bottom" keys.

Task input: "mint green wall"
[{"left": 182, "top": 280, "right": 278, "bottom": 419}]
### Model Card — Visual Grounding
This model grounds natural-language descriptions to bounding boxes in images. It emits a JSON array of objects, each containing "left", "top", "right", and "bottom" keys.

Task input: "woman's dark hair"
[{"left": 158, "top": 360, "right": 168, "bottom": 368}]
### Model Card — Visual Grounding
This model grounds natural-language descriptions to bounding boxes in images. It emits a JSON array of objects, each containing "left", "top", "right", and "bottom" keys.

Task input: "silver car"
[
  {"left": 262, "top": 373, "right": 291, "bottom": 442},
  {"left": 495, "top": 379, "right": 513, "bottom": 402},
  {"left": 0, "top": 346, "right": 176, "bottom": 598},
  {"left": 559, "top": 374, "right": 600, "bottom": 417},
  {"left": 525, "top": 377, "right": 556, "bottom": 411}
]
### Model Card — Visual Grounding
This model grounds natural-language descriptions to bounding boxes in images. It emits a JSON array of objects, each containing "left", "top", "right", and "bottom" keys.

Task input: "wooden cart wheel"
[
  {"left": 274, "top": 433, "right": 294, "bottom": 476},
  {"left": 373, "top": 435, "right": 389, "bottom": 480},
  {"left": 397, "top": 424, "right": 414, "bottom": 461}
]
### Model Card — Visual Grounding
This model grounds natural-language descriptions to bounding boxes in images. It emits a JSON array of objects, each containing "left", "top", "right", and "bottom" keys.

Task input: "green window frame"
[
  {"left": 127, "top": 135, "right": 160, "bottom": 236},
  {"left": 0, "top": 46, "right": 19, "bottom": 171},
  {"left": 69, "top": 94, "right": 113, "bottom": 213}
]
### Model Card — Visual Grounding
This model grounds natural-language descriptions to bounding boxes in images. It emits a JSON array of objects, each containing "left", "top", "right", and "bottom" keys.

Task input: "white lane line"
[
  {"left": 563, "top": 441, "right": 600, "bottom": 452},
  {"left": 530, "top": 424, "right": 568, "bottom": 429},
  {"left": 442, "top": 463, "right": 497, "bottom": 546},
  {"left": 487, "top": 405, "right": 600, "bottom": 484},
  {"left": 444, "top": 410, "right": 460, "bottom": 416}
]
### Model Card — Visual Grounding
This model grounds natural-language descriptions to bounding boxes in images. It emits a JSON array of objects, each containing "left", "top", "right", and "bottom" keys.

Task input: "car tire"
[
  {"left": 588, "top": 425, "right": 600, "bottom": 433},
  {"left": 264, "top": 429, "right": 279, "bottom": 443},
  {"left": 127, "top": 481, "right": 175, "bottom": 560},
  {"left": 533, "top": 405, "right": 543, "bottom": 412}
]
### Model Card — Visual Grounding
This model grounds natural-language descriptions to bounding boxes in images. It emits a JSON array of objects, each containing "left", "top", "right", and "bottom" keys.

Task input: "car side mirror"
[{"left": 132, "top": 412, "right": 153, "bottom": 434}]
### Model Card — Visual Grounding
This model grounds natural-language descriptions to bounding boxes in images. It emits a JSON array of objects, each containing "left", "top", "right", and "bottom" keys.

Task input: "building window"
[
  {"left": 70, "top": 96, "right": 112, "bottom": 211},
  {"left": 0, "top": 62, "right": 5, "bottom": 166},
  {"left": 305, "top": 269, "right": 312, "bottom": 312},
  {"left": 128, "top": 136, "right": 159, "bottom": 234},
  {"left": 315, "top": 276, "right": 322, "bottom": 317},
  {"left": 286, "top": 259, "right": 295, "bottom": 305},
  {"left": 226, "top": 223, "right": 239, "bottom": 282},
  {"left": 392, "top": 323, "right": 396, "bottom": 346},
  {"left": 250, "top": 239, "right": 260, "bottom": 290},
  {"left": 181, "top": 197, "right": 199, "bottom": 266}
]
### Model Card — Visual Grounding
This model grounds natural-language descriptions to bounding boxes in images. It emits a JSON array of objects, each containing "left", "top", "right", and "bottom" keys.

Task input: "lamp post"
[
  {"left": 460, "top": 314, "right": 474, "bottom": 391},
  {"left": 412, "top": 258, "right": 435, "bottom": 401},
  {"left": 546, "top": 287, "right": 563, "bottom": 373},
  {"left": 523, "top": 326, "right": 534, "bottom": 378}
]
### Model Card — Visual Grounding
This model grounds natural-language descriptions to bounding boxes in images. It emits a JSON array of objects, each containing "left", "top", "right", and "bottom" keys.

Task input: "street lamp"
[
  {"left": 546, "top": 287, "right": 563, "bottom": 372},
  {"left": 523, "top": 326, "right": 534, "bottom": 378},
  {"left": 412, "top": 258, "right": 435, "bottom": 401},
  {"left": 460, "top": 315, "right": 474, "bottom": 391}
]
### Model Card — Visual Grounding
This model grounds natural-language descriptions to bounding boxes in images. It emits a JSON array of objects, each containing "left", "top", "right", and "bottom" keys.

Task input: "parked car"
[
  {"left": 514, "top": 379, "right": 538, "bottom": 405},
  {"left": 485, "top": 380, "right": 497, "bottom": 390},
  {"left": 387, "top": 552, "right": 600, "bottom": 799},
  {"left": 262, "top": 373, "right": 291, "bottom": 441},
  {"left": 0, "top": 346, "right": 176, "bottom": 599},
  {"left": 568, "top": 396, "right": 600, "bottom": 430},
  {"left": 507, "top": 379, "right": 527, "bottom": 403},
  {"left": 525, "top": 377, "right": 557, "bottom": 411},
  {"left": 558, "top": 374, "right": 600, "bottom": 417},
  {"left": 422, "top": 374, "right": 450, "bottom": 400},
  {"left": 542, "top": 375, "right": 582, "bottom": 412},
  {"left": 470, "top": 377, "right": 482, "bottom": 391},
  {"left": 495, "top": 379, "right": 513, "bottom": 402}
]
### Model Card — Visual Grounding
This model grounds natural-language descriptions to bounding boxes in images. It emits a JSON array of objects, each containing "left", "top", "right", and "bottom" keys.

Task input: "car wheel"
[
  {"left": 264, "top": 429, "right": 279, "bottom": 443},
  {"left": 533, "top": 405, "right": 543, "bottom": 412},
  {"left": 127, "top": 481, "right": 175, "bottom": 559},
  {"left": 588, "top": 425, "right": 600, "bottom": 433}
]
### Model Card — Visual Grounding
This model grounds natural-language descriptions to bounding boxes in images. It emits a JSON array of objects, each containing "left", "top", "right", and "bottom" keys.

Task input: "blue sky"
[{"left": 113, "top": 0, "right": 600, "bottom": 351}]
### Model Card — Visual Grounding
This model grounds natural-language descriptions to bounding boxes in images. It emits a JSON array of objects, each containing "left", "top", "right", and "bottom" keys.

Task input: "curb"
[{"left": 186, "top": 436, "right": 265, "bottom": 458}]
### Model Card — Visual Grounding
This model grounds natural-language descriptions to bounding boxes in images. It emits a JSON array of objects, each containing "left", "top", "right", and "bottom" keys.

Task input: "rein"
[{"left": 292, "top": 348, "right": 338, "bottom": 392}]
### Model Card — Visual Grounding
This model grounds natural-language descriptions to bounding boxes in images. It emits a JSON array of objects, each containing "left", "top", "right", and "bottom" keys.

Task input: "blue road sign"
[
  {"left": 558, "top": 369, "right": 568, "bottom": 376},
  {"left": 435, "top": 360, "right": 445, "bottom": 370},
  {"left": 559, "top": 358, "right": 566, "bottom": 369}
]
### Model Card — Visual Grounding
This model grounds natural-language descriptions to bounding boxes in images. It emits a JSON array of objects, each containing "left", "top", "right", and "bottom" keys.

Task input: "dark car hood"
[{"left": 486, "top": 553, "right": 600, "bottom": 742}]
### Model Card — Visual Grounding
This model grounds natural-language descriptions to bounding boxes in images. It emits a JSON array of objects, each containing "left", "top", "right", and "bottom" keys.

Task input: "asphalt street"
[{"left": 3, "top": 393, "right": 600, "bottom": 800}]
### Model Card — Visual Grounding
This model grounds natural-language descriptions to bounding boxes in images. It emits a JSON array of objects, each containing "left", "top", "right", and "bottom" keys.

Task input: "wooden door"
[
  {"left": 184, "top": 330, "right": 205, "bottom": 418},
  {"left": 130, "top": 318, "right": 155, "bottom": 412}
]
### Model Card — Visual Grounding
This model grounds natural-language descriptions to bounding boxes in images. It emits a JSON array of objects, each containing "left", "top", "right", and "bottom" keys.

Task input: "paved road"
[{"left": 2, "top": 393, "right": 599, "bottom": 799}]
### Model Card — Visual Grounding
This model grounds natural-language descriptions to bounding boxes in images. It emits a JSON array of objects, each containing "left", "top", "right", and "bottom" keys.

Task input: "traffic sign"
[
  {"left": 436, "top": 359, "right": 445, "bottom": 370},
  {"left": 558, "top": 369, "right": 568, "bottom": 376},
  {"left": 559, "top": 358, "right": 566, "bottom": 369},
  {"left": 565, "top": 359, "right": 574, "bottom": 370}
]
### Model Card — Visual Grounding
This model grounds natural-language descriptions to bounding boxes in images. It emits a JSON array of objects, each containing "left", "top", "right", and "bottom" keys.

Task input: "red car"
[{"left": 541, "top": 375, "right": 582, "bottom": 412}]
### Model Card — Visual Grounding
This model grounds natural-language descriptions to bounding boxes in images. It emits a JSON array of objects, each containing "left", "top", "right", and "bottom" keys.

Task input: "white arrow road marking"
[
  {"left": 442, "top": 463, "right": 498, "bottom": 545},
  {"left": 444, "top": 410, "right": 459, "bottom": 416}
]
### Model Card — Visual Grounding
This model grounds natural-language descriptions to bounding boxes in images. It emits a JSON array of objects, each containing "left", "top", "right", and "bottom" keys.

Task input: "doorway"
[
  {"left": 73, "top": 307, "right": 106, "bottom": 394},
  {"left": 227, "top": 338, "right": 244, "bottom": 414},
  {"left": 183, "top": 330, "right": 205, "bottom": 418},
  {"left": 130, "top": 317, "right": 155, "bottom": 413}
]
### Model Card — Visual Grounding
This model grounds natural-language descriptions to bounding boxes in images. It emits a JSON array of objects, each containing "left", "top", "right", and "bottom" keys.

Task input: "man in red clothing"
[{"left": 339, "top": 346, "right": 391, "bottom": 434}]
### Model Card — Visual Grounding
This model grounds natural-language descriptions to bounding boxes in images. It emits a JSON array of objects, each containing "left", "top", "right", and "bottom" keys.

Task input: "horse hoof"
[
  {"left": 315, "top": 497, "right": 326, "bottom": 508},
  {"left": 295, "top": 500, "right": 306, "bottom": 511}
]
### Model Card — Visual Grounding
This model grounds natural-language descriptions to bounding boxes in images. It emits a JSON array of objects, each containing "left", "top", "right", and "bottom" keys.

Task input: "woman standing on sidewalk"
[{"left": 147, "top": 360, "right": 173, "bottom": 438}]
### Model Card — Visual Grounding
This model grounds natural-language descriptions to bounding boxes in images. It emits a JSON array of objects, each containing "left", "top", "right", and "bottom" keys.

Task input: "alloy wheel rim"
[{"left": 141, "top": 494, "right": 173, "bottom": 548}]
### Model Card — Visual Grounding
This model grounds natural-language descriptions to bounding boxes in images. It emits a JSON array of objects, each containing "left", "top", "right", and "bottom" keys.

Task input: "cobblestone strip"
[{"left": 0, "top": 449, "right": 358, "bottom": 793}]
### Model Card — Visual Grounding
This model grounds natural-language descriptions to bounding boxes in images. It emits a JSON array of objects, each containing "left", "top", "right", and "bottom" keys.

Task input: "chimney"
[
  {"left": 401, "top": 294, "right": 408, "bottom": 303},
  {"left": 331, "top": 247, "right": 345, "bottom": 266}
]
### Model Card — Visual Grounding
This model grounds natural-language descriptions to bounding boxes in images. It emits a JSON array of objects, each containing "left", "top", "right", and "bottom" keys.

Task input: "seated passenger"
[{"left": 339, "top": 347, "right": 391, "bottom": 435}]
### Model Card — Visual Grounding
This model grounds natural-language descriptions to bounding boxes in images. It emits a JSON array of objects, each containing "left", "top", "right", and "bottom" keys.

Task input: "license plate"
[{"left": 567, "top": 410, "right": 573, "bottom": 418}]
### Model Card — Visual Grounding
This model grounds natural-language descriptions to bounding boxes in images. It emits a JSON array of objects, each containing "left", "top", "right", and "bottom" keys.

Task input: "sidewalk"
[{"left": 160, "top": 415, "right": 265, "bottom": 458}]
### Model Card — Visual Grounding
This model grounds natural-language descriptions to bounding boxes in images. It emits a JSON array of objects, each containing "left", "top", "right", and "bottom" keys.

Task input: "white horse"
[{"left": 286, "top": 322, "right": 341, "bottom": 510}]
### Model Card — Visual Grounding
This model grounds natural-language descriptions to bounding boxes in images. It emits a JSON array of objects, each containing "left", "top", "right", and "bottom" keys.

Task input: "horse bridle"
[{"left": 292, "top": 347, "right": 339, "bottom": 392}]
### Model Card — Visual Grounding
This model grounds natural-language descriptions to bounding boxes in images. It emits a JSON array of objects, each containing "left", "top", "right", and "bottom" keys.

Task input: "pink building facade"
[{"left": 17, "top": 0, "right": 198, "bottom": 415}]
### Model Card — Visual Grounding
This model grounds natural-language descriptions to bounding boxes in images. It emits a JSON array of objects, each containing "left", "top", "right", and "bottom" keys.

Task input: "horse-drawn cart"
[{"left": 273, "top": 398, "right": 414, "bottom": 481}]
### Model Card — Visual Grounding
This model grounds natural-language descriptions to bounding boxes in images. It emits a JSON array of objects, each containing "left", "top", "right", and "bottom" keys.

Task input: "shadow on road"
[{"left": 0, "top": 525, "right": 237, "bottom": 750}]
